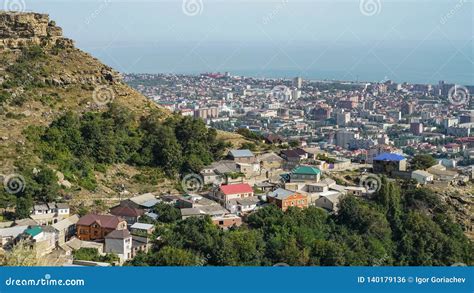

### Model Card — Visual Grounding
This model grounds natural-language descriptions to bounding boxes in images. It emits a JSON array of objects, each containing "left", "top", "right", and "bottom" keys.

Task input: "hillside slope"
[{"left": 0, "top": 12, "right": 173, "bottom": 209}]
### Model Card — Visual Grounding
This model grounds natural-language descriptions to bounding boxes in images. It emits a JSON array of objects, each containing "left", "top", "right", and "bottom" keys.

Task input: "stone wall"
[{"left": 0, "top": 12, "right": 73, "bottom": 50}]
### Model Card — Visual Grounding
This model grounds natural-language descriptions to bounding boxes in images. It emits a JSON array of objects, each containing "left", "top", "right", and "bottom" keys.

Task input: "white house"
[
  {"left": 104, "top": 229, "right": 132, "bottom": 263},
  {"left": 315, "top": 191, "right": 343, "bottom": 212},
  {"left": 226, "top": 196, "right": 261, "bottom": 215},
  {"left": 411, "top": 170, "right": 434, "bottom": 185},
  {"left": 30, "top": 203, "right": 70, "bottom": 225}
]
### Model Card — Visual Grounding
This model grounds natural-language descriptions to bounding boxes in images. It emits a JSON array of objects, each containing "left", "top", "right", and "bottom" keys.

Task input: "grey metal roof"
[
  {"left": 130, "top": 223, "right": 154, "bottom": 230},
  {"left": 268, "top": 188, "right": 295, "bottom": 200},
  {"left": 229, "top": 149, "right": 254, "bottom": 158}
]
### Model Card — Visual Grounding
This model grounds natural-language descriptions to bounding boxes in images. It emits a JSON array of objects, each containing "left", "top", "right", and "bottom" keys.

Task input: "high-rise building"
[
  {"left": 336, "top": 111, "right": 351, "bottom": 126},
  {"left": 312, "top": 107, "right": 332, "bottom": 121},
  {"left": 401, "top": 102, "right": 415, "bottom": 115},
  {"left": 335, "top": 130, "right": 357, "bottom": 149},
  {"left": 194, "top": 107, "right": 219, "bottom": 120},
  {"left": 293, "top": 77, "right": 303, "bottom": 88},
  {"left": 410, "top": 122, "right": 423, "bottom": 135}
]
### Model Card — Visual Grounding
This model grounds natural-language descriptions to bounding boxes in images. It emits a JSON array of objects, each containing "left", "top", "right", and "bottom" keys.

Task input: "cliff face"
[{"left": 0, "top": 12, "right": 73, "bottom": 50}]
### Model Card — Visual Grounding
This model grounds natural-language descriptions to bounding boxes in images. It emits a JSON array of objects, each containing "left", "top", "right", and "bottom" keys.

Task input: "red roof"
[
  {"left": 77, "top": 214, "right": 124, "bottom": 229},
  {"left": 220, "top": 183, "right": 253, "bottom": 195}
]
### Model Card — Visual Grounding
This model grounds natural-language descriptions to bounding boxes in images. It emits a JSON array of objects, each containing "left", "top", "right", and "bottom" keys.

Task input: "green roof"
[
  {"left": 292, "top": 166, "right": 321, "bottom": 175},
  {"left": 25, "top": 226, "right": 42, "bottom": 237}
]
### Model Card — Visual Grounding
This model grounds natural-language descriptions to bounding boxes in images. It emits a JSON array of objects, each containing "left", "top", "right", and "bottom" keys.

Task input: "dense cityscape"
[{"left": 0, "top": 12, "right": 472, "bottom": 269}]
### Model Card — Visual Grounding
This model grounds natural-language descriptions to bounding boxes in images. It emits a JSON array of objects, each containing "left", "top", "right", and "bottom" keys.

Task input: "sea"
[{"left": 84, "top": 40, "right": 473, "bottom": 85}]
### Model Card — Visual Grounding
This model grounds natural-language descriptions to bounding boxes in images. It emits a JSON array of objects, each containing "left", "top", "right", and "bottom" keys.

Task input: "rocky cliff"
[{"left": 0, "top": 12, "right": 73, "bottom": 50}]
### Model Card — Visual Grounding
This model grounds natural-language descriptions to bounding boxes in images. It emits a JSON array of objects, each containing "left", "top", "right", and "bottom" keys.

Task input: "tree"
[
  {"left": 153, "top": 203, "right": 181, "bottom": 223},
  {"left": 411, "top": 154, "right": 437, "bottom": 170},
  {"left": 151, "top": 246, "right": 202, "bottom": 266},
  {"left": 15, "top": 195, "right": 33, "bottom": 219},
  {"left": 216, "top": 229, "right": 265, "bottom": 266}
]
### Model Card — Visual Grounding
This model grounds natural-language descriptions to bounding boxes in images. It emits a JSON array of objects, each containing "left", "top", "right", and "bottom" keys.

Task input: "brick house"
[
  {"left": 267, "top": 188, "right": 309, "bottom": 211},
  {"left": 212, "top": 214, "right": 242, "bottom": 230},
  {"left": 76, "top": 214, "right": 127, "bottom": 241}
]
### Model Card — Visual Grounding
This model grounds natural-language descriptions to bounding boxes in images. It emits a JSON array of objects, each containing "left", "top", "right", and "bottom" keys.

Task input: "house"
[
  {"left": 254, "top": 181, "right": 278, "bottom": 193},
  {"left": 216, "top": 183, "right": 254, "bottom": 205},
  {"left": 280, "top": 148, "right": 309, "bottom": 168},
  {"left": 62, "top": 237, "right": 104, "bottom": 255},
  {"left": 228, "top": 149, "right": 256, "bottom": 164},
  {"left": 30, "top": 202, "right": 70, "bottom": 225},
  {"left": 257, "top": 152, "right": 284, "bottom": 170},
  {"left": 52, "top": 214, "right": 80, "bottom": 245},
  {"left": 0, "top": 225, "right": 28, "bottom": 248},
  {"left": 289, "top": 165, "right": 321, "bottom": 183},
  {"left": 76, "top": 214, "right": 127, "bottom": 241},
  {"left": 120, "top": 193, "right": 159, "bottom": 211},
  {"left": 130, "top": 223, "right": 154, "bottom": 235},
  {"left": 411, "top": 170, "right": 434, "bottom": 185},
  {"left": 180, "top": 205, "right": 228, "bottom": 220},
  {"left": 427, "top": 165, "right": 459, "bottom": 182},
  {"left": 212, "top": 214, "right": 242, "bottom": 229},
  {"left": 31, "top": 202, "right": 70, "bottom": 217},
  {"left": 315, "top": 191, "right": 343, "bottom": 212},
  {"left": 372, "top": 153, "right": 407, "bottom": 174},
  {"left": 301, "top": 178, "right": 336, "bottom": 194},
  {"left": 344, "top": 186, "right": 366, "bottom": 197},
  {"left": 20, "top": 226, "right": 56, "bottom": 257},
  {"left": 104, "top": 229, "right": 132, "bottom": 263},
  {"left": 110, "top": 205, "right": 144, "bottom": 225},
  {"left": 267, "top": 188, "right": 309, "bottom": 211},
  {"left": 200, "top": 160, "right": 240, "bottom": 185},
  {"left": 263, "top": 133, "right": 284, "bottom": 144},
  {"left": 227, "top": 196, "right": 262, "bottom": 215}
]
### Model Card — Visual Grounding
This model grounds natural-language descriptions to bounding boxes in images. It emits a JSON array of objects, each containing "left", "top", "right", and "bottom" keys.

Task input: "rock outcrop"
[{"left": 0, "top": 12, "right": 74, "bottom": 50}]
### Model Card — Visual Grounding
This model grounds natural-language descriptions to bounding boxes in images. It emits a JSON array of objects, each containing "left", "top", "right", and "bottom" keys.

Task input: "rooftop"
[
  {"left": 77, "top": 214, "right": 124, "bottom": 229},
  {"left": 373, "top": 153, "right": 406, "bottom": 162},
  {"left": 229, "top": 149, "right": 254, "bottom": 158},
  {"left": 268, "top": 188, "right": 298, "bottom": 200},
  {"left": 105, "top": 229, "right": 131, "bottom": 240},
  {"left": 220, "top": 183, "right": 253, "bottom": 195},
  {"left": 292, "top": 165, "right": 321, "bottom": 175}
]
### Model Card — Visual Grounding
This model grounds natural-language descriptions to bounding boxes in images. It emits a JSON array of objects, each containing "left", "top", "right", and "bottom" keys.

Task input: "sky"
[{"left": 6, "top": 0, "right": 474, "bottom": 84}]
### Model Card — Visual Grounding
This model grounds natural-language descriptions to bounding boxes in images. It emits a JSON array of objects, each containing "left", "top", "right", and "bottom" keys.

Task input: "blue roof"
[{"left": 374, "top": 153, "right": 405, "bottom": 161}]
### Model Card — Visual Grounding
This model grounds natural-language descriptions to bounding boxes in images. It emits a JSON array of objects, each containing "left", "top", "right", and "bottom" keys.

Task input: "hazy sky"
[{"left": 10, "top": 0, "right": 474, "bottom": 84}]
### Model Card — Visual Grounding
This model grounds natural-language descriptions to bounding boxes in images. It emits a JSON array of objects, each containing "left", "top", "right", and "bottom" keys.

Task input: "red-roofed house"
[
  {"left": 217, "top": 183, "right": 254, "bottom": 205},
  {"left": 76, "top": 214, "right": 127, "bottom": 241}
]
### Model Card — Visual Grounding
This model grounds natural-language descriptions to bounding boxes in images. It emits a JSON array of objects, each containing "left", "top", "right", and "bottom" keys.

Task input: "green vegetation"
[
  {"left": 1, "top": 104, "right": 227, "bottom": 220},
  {"left": 127, "top": 179, "right": 473, "bottom": 266},
  {"left": 0, "top": 165, "right": 62, "bottom": 219},
  {"left": 3, "top": 45, "right": 47, "bottom": 90},
  {"left": 73, "top": 248, "right": 119, "bottom": 264},
  {"left": 236, "top": 128, "right": 263, "bottom": 142},
  {"left": 316, "top": 153, "right": 336, "bottom": 164},
  {"left": 411, "top": 154, "right": 437, "bottom": 170},
  {"left": 26, "top": 104, "right": 227, "bottom": 189}
]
